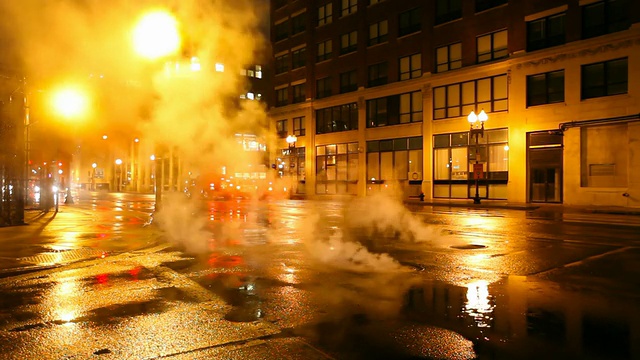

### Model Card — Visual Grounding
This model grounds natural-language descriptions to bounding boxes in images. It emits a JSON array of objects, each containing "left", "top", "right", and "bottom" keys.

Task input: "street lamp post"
[
  {"left": 286, "top": 135, "right": 297, "bottom": 198},
  {"left": 91, "top": 163, "right": 97, "bottom": 191},
  {"left": 467, "top": 110, "right": 488, "bottom": 204},
  {"left": 115, "top": 158, "right": 123, "bottom": 192}
]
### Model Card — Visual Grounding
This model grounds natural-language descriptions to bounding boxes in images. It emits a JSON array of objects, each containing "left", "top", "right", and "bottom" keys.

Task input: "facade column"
[
  {"left": 357, "top": 96, "right": 367, "bottom": 197},
  {"left": 422, "top": 84, "right": 433, "bottom": 200}
]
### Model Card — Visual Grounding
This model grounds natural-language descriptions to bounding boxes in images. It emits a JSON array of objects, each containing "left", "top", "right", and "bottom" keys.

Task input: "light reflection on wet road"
[{"left": 0, "top": 194, "right": 638, "bottom": 359}]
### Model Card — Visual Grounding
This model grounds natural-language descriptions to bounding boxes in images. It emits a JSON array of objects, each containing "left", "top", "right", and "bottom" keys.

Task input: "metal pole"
[{"left": 474, "top": 133, "right": 480, "bottom": 204}]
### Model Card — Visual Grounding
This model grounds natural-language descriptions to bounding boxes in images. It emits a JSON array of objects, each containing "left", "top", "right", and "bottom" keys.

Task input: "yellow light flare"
[
  {"left": 132, "top": 10, "right": 181, "bottom": 60},
  {"left": 51, "top": 87, "right": 89, "bottom": 119}
]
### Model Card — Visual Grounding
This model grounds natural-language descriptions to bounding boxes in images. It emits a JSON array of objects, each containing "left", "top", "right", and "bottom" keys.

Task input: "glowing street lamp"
[
  {"left": 51, "top": 86, "right": 89, "bottom": 120},
  {"left": 467, "top": 110, "right": 488, "bottom": 204},
  {"left": 286, "top": 135, "right": 297, "bottom": 198},
  {"left": 132, "top": 10, "right": 181, "bottom": 60},
  {"left": 91, "top": 163, "right": 97, "bottom": 191},
  {"left": 115, "top": 158, "right": 123, "bottom": 192}
]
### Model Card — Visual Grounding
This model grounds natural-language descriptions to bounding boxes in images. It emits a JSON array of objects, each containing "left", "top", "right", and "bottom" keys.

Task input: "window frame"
[
  {"left": 368, "top": 20, "right": 388, "bottom": 46},
  {"left": 398, "top": 7, "right": 421, "bottom": 37},
  {"left": 435, "top": 0, "right": 462, "bottom": 25},
  {"left": 433, "top": 74, "right": 509, "bottom": 120},
  {"left": 526, "top": 12, "right": 566, "bottom": 52},
  {"left": 477, "top": 29, "right": 508, "bottom": 63},
  {"left": 317, "top": 39, "right": 333, "bottom": 62},
  {"left": 436, "top": 42, "right": 462, "bottom": 73},
  {"left": 341, "top": 0, "right": 358, "bottom": 17},
  {"left": 340, "top": 70, "right": 358, "bottom": 94},
  {"left": 399, "top": 53, "right": 422, "bottom": 81},
  {"left": 526, "top": 70, "right": 565, "bottom": 107},
  {"left": 367, "top": 62, "right": 388, "bottom": 87},
  {"left": 291, "top": 47, "right": 306, "bottom": 69},
  {"left": 316, "top": 77, "right": 332, "bottom": 99},
  {"left": 340, "top": 30, "right": 358, "bottom": 55},
  {"left": 318, "top": 3, "right": 333, "bottom": 27},
  {"left": 293, "top": 116, "right": 306, "bottom": 137},
  {"left": 292, "top": 83, "right": 306, "bottom": 104},
  {"left": 581, "top": 57, "right": 628, "bottom": 100}
]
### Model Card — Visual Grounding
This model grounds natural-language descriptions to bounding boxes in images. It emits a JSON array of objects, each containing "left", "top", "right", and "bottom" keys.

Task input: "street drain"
[{"left": 451, "top": 244, "right": 487, "bottom": 250}]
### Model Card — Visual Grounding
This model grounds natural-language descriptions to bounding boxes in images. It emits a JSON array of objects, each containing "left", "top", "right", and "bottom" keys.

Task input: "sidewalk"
[{"left": 404, "top": 198, "right": 640, "bottom": 216}]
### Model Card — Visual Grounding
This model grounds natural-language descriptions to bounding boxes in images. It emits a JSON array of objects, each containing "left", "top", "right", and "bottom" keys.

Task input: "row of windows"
[
  {"left": 367, "top": 91, "right": 422, "bottom": 127},
  {"left": 276, "top": 0, "right": 506, "bottom": 29},
  {"left": 276, "top": 57, "right": 628, "bottom": 134},
  {"left": 274, "top": 1, "right": 630, "bottom": 104},
  {"left": 276, "top": 116, "right": 307, "bottom": 138},
  {"left": 276, "top": 83, "right": 306, "bottom": 107},
  {"left": 526, "top": 58, "right": 628, "bottom": 107}
]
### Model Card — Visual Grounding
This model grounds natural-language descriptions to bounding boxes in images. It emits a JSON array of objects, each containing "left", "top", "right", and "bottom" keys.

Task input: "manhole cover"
[{"left": 451, "top": 244, "right": 487, "bottom": 250}]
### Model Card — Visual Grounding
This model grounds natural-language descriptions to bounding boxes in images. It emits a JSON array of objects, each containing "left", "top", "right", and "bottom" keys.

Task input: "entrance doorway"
[{"left": 527, "top": 132, "right": 563, "bottom": 203}]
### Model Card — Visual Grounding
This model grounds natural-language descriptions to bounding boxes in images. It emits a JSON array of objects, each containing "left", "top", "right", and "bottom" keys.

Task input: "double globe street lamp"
[
  {"left": 467, "top": 110, "right": 488, "bottom": 204},
  {"left": 286, "top": 134, "right": 297, "bottom": 198}
]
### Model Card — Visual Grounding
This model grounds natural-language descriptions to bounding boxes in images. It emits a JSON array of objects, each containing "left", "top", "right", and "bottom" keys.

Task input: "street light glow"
[
  {"left": 51, "top": 87, "right": 89, "bottom": 119},
  {"left": 132, "top": 10, "right": 181, "bottom": 60}
]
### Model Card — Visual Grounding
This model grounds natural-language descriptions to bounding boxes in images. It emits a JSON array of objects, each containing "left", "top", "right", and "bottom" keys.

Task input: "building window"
[
  {"left": 433, "top": 74, "right": 508, "bottom": 119},
  {"left": 318, "top": 3, "right": 333, "bottom": 26},
  {"left": 276, "top": 119, "right": 288, "bottom": 138},
  {"left": 582, "top": 0, "right": 628, "bottom": 40},
  {"left": 399, "top": 53, "right": 421, "bottom": 81},
  {"left": 340, "top": 31, "right": 358, "bottom": 55},
  {"left": 293, "top": 116, "right": 306, "bottom": 137},
  {"left": 527, "top": 70, "right": 564, "bottom": 107},
  {"left": 433, "top": 129, "right": 508, "bottom": 199},
  {"left": 436, "top": 42, "right": 462, "bottom": 73},
  {"left": 292, "top": 83, "right": 306, "bottom": 103},
  {"left": 581, "top": 58, "right": 628, "bottom": 100},
  {"left": 367, "top": 62, "right": 388, "bottom": 87},
  {"left": 399, "top": 7, "right": 421, "bottom": 37},
  {"left": 340, "top": 70, "right": 358, "bottom": 94},
  {"left": 276, "top": 88, "right": 288, "bottom": 107},
  {"left": 317, "top": 40, "right": 332, "bottom": 62},
  {"left": 275, "top": 20, "right": 289, "bottom": 42},
  {"left": 366, "top": 137, "right": 423, "bottom": 194},
  {"left": 292, "top": 47, "right": 306, "bottom": 69},
  {"left": 316, "top": 77, "right": 332, "bottom": 99},
  {"left": 275, "top": 53, "right": 289, "bottom": 74},
  {"left": 316, "top": 103, "right": 358, "bottom": 134},
  {"left": 341, "top": 0, "right": 358, "bottom": 17},
  {"left": 475, "top": 0, "right": 507, "bottom": 13},
  {"left": 527, "top": 13, "right": 565, "bottom": 52},
  {"left": 435, "top": 0, "right": 462, "bottom": 25},
  {"left": 367, "top": 91, "right": 422, "bottom": 127},
  {"left": 316, "top": 142, "right": 359, "bottom": 195},
  {"left": 368, "top": 20, "right": 388, "bottom": 46},
  {"left": 477, "top": 29, "right": 508, "bottom": 63},
  {"left": 291, "top": 12, "right": 306, "bottom": 35}
]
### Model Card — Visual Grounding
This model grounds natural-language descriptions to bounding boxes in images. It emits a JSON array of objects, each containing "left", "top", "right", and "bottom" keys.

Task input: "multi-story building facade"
[{"left": 268, "top": 0, "right": 640, "bottom": 208}]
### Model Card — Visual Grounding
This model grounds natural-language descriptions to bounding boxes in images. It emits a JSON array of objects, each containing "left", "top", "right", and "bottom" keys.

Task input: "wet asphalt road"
[{"left": 0, "top": 192, "right": 639, "bottom": 359}]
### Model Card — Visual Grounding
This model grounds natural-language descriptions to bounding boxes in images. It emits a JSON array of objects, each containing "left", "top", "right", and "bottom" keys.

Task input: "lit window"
[
  {"left": 215, "top": 63, "right": 224, "bottom": 72},
  {"left": 247, "top": 92, "right": 255, "bottom": 100},
  {"left": 255, "top": 65, "right": 263, "bottom": 78}
]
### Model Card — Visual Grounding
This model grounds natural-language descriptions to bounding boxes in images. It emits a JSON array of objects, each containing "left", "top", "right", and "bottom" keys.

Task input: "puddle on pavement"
[{"left": 399, "top": 276, "right": 637, "bottom": 359}]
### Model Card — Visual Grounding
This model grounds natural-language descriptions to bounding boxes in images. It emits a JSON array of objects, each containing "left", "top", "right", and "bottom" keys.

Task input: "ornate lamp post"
[
  {"left": 286, "top": 135, "right": 297, "bottom": 198},
  {"left": 115, "top": 158, "right": 123, "bottom": 192},
  {"left": 467, "top": 110, "right": 488, "bottom": 204},
  {"left": 91, "top": 163, "right": 97, "bottom": 191}
]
